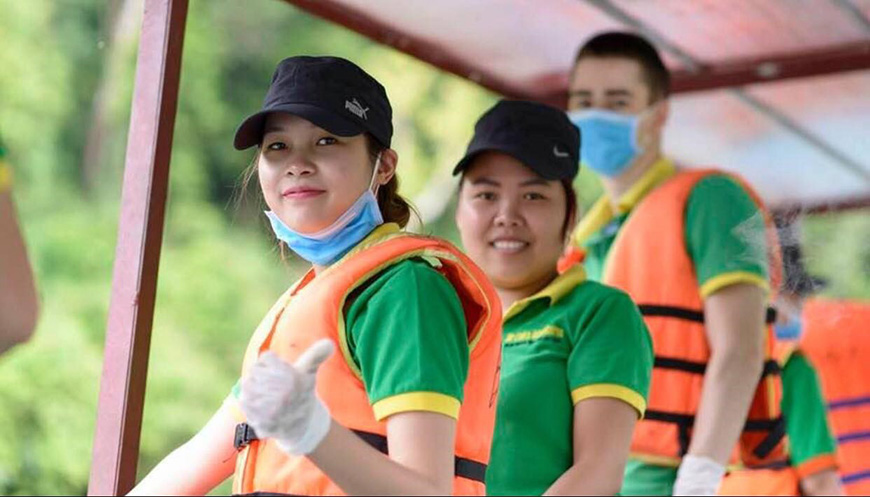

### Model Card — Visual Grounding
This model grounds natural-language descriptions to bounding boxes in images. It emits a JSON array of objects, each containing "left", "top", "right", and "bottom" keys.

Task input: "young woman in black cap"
[
  {"left": 130, "top": 56, "right": 501, "bottom": 496},
  {"left": 453, "top": 99, "right": 653, "bottom": 495}
]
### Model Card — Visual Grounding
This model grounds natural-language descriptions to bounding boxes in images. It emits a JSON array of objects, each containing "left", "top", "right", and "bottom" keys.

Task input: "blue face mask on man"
[
  {"left": 567, "top": 109, "right": 643, "bottom": 178},
  {"left": 265, "top": 155, "right": 384, "bottom": 266},
  {"left": 774, "top": 317, "right": 803, "bottom": 341}
]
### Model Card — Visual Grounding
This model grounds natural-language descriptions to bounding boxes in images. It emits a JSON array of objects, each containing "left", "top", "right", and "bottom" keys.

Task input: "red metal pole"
[{"left": 87, "top": 0, "right": 188, "bottom": 494}]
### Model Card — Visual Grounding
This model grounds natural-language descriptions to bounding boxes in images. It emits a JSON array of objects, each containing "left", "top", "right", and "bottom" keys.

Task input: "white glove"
[
  {"left": 672, "top": 454, "right": 726, "bottom": 496},
  {"left": 239, "top": 339, "right": 335, "bottom": 456}
]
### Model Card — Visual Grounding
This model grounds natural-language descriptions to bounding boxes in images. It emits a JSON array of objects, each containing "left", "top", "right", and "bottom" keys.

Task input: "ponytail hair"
[{"left": 365, "top": 133, "right": 417, "bottom": 228}]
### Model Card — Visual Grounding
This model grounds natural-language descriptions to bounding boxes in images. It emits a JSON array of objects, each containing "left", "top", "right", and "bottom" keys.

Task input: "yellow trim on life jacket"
[
  {"left": 628, "top": 452, "right": 682, "bottom": 468},
  {"left": 333, "top": 246, "right": 486, "bottom": 382}
]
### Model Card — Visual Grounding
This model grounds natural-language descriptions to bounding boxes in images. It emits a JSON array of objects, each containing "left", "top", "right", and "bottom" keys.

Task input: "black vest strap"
[
  {"left": 761, "top": 359, "right": 781, "bottom": 377},
  {"left": 232, "top": 423, "right": 487, "bottom": 484},
  {"left": 638, "top": 305, "right": 704, "bottom": 322},
  {"left": 643, "top": 411, "right": 785, "bottom": 459},
  {"left": 653, "top": 357, "right": 780, "bottom": 379},
  {"left": 752, "top": 416, "right": 787, "bottom": 459},
  {"left": 743, "top": 458, "right": 792, "bottom": 471},
  {"left": 654, "top": 356, "right": 707, "bottom": 374},
  {"left": 638, "top": 304, "right": 777, "bottom": 325},
  {"left": 351, "top": 429, "right": 487, "bottom": 484}
]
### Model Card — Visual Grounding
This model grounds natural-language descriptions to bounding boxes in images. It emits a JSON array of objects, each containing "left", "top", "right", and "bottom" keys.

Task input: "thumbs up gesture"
[{"left": 240, "top": 339, "right": 335, "bottom": 455}]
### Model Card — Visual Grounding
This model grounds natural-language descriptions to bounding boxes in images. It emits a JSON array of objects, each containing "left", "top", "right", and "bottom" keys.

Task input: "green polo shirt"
[
  {"left": 228, "top": 224, "right": 469, "bottom": 421},
  {"left": 581, "top": 159, "right": 769, "bottom": 295},
  {"left": 486, "top": 265, "right": 653, "bottom": 496},
  {"left": 780, "top": 349, "right": 838, "bottom": 477}
]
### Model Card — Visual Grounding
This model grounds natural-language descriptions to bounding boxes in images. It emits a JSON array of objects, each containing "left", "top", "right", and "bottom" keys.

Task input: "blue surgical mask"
[
  {"left": 774, "top": 317, "right": 803, "bottom": 341},
  {"left": 265, "top": 156, "right": 384, "bottom": 266},
  {"left": 567, "top": 109, "right": 642, "bottom": 178}
]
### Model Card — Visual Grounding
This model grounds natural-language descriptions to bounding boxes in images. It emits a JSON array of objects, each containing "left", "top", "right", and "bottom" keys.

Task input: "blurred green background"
[{"left": 0, "top": 0, "right": 867, "bottom": 495}]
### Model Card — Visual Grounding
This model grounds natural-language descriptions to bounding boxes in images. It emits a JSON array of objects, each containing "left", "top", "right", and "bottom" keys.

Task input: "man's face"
[
  {"left": 567, "top": 56, "right": 653, "bottom": 114},
  {"left": 567, "top": 55, "right": 668, "bottom": 177}
]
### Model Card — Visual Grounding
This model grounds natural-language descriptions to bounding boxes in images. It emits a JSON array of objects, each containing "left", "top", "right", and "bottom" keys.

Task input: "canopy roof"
[{"left": 286, "top": 0, "right": 870, "bottom": 212}]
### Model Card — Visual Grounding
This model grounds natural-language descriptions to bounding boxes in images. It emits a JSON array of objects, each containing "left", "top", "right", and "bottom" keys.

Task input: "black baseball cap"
[
  {"left": 234, "top": 56, "right": 393, "bottom": 150},
  {"left": 453, "top": 99, "right": 580, "bottom": 180}
]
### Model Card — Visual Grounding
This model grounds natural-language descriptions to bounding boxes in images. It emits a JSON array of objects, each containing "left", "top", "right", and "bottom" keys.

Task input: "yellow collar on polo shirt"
[
  {"left": 570, "top": 157, "right": 676, "bottom": 247},
  {"left": 504, "top": 265, "right": 587, "bottom": 321}
]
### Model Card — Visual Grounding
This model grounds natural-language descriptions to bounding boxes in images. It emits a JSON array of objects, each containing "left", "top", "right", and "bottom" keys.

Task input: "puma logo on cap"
[{"left": 345, "top": 98, "right": 369, "bottom": 120}]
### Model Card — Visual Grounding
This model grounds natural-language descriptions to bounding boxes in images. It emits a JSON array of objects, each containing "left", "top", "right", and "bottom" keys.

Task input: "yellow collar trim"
[
  {"left": 299, "top": 223, "right": 402, "bottom": 286},
  {"left": 342, "top": 222, "right": 401, "bottom": 259},
  {"left": 570, "top": 158, "right": 675, "bottom": 246},
  {"left": 616, "top": 157, "right": 676, "bottom": 213},
  {"left": 504, "top": 265, "right": 586, "bottom": 321}
]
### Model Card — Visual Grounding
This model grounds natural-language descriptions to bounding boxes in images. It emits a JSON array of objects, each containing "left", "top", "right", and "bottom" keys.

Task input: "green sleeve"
[
  {"left": 781, "top": 352, "right": 838, "bottom": 466},
  {"left": 685, "top": 175, "right": 769, "bottom": 297},
  {"left": 345, "top": 259, "right": 469, "bottom": 420},
  {"left": 566, "top": 287, "right": 653, "bottom": 416}
]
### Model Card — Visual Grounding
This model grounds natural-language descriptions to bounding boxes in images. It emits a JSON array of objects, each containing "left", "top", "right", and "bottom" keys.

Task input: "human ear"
[{"left": 376, "top": 148, "right": 398, "bottom": 186}]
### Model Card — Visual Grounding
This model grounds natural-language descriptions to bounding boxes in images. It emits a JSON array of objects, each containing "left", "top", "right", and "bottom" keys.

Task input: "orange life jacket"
[
  {"left": 717, "top": 341, "right": 804, "bottom": 496},
  {"left": 588, "top": 169, "right": 787, "bottom": 467},
  {"left": 717, "top": 467, "right": 800, "bottom": 496},
  {"left": 801, "top": 299, "right": 870, "bottom": 496},
  {"left": 231, "top": 228, "right": 502, "bottom": 495}
]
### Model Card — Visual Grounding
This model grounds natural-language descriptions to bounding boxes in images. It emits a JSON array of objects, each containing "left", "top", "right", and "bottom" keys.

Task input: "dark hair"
[
  {"left": 363, "top": 134, "right": 416, "bottom": 228},
  {"left": 560, "top": 179, "right": 577, "bottom": 237},
  {"left": 573, "top": 32, "right": 670, "bottom": 102}
]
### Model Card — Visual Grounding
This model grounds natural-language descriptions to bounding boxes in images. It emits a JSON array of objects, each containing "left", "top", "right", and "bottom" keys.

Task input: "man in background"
[{"left": 564, "top": 32, "right": 787, "bottom": 495}]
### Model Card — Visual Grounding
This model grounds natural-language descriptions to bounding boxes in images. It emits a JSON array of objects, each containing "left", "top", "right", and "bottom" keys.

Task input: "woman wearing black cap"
[
  {"left": 453, "top": 100, "right": 653, "bottom": 495},
  {"left": 130, "top": 56, "right": 501, "bottom": 496}
]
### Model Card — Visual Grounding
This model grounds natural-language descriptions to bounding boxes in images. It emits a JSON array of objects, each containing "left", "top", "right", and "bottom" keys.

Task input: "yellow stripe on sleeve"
[
  {"left": 372, "top": 392, "right": 461, "bottom": 421},
  {"left": 571, "top": 383, "right": 647, "bottom": 418},
  {"left": 700, "top": 271, "right": 769, "bottom": 298},
  {"left": 0, "top": 161, "right": 12, "bottom": 193}
]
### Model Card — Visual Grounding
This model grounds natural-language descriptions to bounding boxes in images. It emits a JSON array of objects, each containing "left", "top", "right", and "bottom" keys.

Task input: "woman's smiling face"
[
  {"left": 258, "top": 112, "right": 373, "bottom": 234},
  {"left": 455, "top": 151, "right": 569, "bottom": 294}
]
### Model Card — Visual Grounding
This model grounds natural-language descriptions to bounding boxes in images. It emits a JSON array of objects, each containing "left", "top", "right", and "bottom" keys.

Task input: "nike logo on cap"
[{"left": 553, "top": 145, "right": 570, "bottom": 158}]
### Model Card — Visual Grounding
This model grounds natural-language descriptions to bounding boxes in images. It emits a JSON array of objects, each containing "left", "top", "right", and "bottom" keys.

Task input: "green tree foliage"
[{"left": 0, "top": 0, "right": 496, "bottom": 494}]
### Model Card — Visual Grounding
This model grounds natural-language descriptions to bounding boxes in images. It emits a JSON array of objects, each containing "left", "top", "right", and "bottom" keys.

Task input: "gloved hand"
[
  {"left": 672, "top": 454, "right": 726, "bottom": 496},
  {"left": 239, "top": 339, "right": 335, "bottom": 456}
]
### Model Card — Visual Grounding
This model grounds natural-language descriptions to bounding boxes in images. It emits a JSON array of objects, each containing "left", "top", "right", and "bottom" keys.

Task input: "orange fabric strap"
[{"left": 795, "top": 453, "right": 838, "bottom": 479}]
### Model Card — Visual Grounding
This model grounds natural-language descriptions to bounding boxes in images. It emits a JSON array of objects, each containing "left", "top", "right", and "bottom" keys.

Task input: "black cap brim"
[
  {"left": 234, "top": 103, "right": 365, "bottom": 150},
  {"left": 453, "top": 146, "right": 569, "bottom": 181}
]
